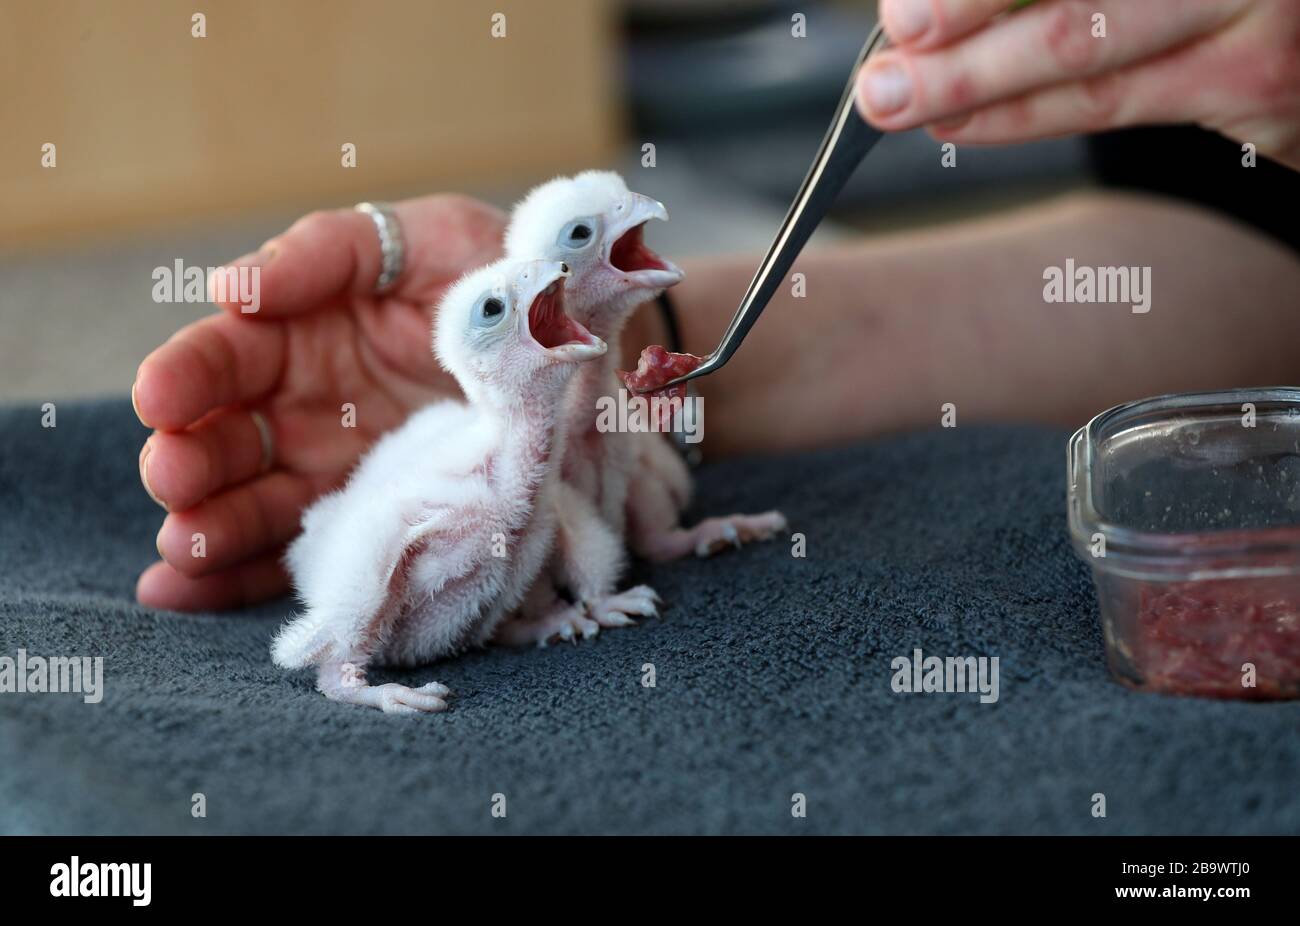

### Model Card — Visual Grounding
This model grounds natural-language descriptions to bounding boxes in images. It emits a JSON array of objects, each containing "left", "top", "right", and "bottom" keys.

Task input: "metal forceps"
[{"left": 660, "top": 22, "right": 891, "bottom": 390}]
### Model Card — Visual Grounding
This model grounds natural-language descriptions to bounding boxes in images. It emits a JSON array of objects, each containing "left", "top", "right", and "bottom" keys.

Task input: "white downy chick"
[
  {"left": 492, "top": 172, "right": 683, "bottom": 643},
  {"left": 271, "top": 258, "right": 606, "bottom": 713},
  {"left": 506, "top": 169, "right": 683, "bottom": 527},
  {"left": 495, "top": 172, "right": 785, "bottom": 646}
]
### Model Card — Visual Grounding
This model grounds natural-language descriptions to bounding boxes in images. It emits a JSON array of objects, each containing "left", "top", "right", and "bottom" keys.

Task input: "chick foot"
[
  {"left": 690, "top": 511, "right": 788, "bottom": 557},
  {"left": 585, "top": 584, "right": 660, "bottom": 628},
  {"left": 636, "top": 510, "right": 788, "bottom": 561},
  {"left": 494, "top": 604, "right": 600, "bottom": 648},
  {"left": 316, "top": 662, "right": 450, "bottom": 715}
]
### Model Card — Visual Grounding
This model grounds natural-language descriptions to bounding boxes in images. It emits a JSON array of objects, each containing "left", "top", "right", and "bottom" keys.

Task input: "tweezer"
[{"left": 660, "top": 22, "right": 890, "bottom": 389}]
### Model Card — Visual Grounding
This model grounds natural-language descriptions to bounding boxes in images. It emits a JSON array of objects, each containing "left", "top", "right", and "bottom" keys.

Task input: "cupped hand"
[
  {"left": 857, "top": 0, "right": 1300, "bottom": 172},
  {"left": 134, "top": 195, "right": 506, "bottom": 611}
]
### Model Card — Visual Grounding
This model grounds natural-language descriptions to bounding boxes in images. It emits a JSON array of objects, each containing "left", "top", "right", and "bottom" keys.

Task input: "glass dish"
[{"left": 1068, "top": 388, "right": 1300, "bottom": 699}]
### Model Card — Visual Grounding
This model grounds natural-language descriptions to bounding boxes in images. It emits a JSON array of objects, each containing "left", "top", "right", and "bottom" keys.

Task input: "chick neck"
[
  {"left": 473, "top": 362, "right": 578, "bottom": 496},
  {"left": 562, "top": 292, "right": 659, "bottom": 439}
]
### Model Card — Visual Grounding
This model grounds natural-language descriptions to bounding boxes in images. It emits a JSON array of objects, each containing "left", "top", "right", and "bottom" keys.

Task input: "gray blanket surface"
[{"left": 1, "top": 398, "right": 1296, "bottom": 835}]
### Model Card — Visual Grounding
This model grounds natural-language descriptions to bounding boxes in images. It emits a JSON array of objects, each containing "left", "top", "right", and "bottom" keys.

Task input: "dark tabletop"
[{"left": 1, "top": 398, "right": 1295, "bottom": 835}]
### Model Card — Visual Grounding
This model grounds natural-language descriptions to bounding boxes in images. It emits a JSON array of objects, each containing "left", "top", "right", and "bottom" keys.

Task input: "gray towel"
[{"left": 1, "top": 398, "right": 1296, "bottom": 834}]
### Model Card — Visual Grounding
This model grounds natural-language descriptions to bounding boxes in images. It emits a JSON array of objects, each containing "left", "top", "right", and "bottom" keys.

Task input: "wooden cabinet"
[{"left": 0, "top": 0, "right": 623, "bottom": 247}]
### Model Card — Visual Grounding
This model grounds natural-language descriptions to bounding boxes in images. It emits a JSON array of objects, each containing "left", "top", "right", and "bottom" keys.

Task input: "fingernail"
[
  {"left": 233, "top": 243, "right": 277, "bottom": 268},
  {"left": 131, "top": 380, "right": 152, "bottom": 428},
  {"left": 155, "top": 525, "right": 166, "bottom": 559},
  {"left": 140, "top": 443, "right": 167, "bottom": 510},
  {"left": 885, "top": 0, "right": 932, "bottom": 44},
  {"left": 860, "top": 63, "right": 912, "bottom": 115}
]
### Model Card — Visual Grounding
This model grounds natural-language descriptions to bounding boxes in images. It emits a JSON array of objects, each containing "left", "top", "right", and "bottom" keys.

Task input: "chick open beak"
[
  {"left": 606, "top": 194, "right": 684, "bottom": 289},
  {"left": 525, "top": 265, "right": 607, "bottom": 363}
]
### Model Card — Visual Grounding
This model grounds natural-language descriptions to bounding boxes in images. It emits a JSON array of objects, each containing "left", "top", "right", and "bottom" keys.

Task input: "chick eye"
[
  {"left": 472, "top": 294, "right": 507, "bottom": 328},
  {"left": 559, "top": 219, "right": 596, "bottom": 250}
]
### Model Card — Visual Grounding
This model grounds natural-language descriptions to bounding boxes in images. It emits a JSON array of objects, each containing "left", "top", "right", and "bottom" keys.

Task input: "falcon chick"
[
  {"left": 495, "top": 171, "right": 786, "bottom": 647},
  {"left": 494, "top": 171, "right": 683, "bottom": 643},
  {"left": 271, "top": 258, "right": 606, "bottom": 713}
]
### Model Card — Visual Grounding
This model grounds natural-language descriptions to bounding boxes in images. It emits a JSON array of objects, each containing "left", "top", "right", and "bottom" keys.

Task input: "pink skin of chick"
[{"left": 271, "top": 258, "right": 606, "bottom": 714}]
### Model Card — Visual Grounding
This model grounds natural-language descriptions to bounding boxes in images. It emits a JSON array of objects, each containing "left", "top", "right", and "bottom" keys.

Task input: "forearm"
[{"left": 632, "top": 191, "right": 1300, "bottom": 457}]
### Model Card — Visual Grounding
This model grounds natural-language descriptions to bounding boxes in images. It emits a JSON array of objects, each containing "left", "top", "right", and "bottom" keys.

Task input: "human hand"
[
  {"left": 133, "top": 195, "right": 506, "bottom": 610},
  {"left": 856, "top": 0, "right": 1300, "bottom": 172}
]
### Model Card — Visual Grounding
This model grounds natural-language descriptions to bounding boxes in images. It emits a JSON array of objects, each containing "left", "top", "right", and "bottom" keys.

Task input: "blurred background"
[{"left": 0, "top": 0, "right": 1090, "bottom": 402}]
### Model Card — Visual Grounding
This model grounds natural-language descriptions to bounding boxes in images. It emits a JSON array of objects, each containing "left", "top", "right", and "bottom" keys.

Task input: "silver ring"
[
  {"left": 354, "top": 201, "right": 406, "bottom": 293},
  {"left": 249, "top": 410, "right": 275, "bottom": 474}
]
